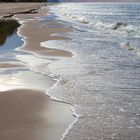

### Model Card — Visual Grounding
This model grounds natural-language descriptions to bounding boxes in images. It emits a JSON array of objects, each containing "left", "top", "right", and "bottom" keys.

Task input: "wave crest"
[{"left": 112, "top": 22, "right": 127, "bottom": 30}]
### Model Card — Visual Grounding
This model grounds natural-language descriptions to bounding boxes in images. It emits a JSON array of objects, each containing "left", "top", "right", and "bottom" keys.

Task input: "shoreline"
[
  {"left": 0, "top": 3, "right": 75, "bottom": 140},
  {"left": 15, "top": 13, "right": 73, "bottom": 57},
  {"left": 45, "top": 77, "right": 80, "bottom": 140}
]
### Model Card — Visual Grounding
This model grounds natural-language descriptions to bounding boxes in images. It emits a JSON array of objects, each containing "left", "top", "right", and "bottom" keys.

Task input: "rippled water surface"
[{"left": 39, "top": 3, "right": 140, "bottom": 140}]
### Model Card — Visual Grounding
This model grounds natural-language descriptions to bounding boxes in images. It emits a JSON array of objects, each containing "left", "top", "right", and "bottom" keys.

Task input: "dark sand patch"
[{"left": 0, "top": 62, "right": 25, "bottom": 69}]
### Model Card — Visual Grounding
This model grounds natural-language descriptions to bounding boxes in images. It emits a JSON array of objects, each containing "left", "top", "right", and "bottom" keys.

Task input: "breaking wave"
[{"left": 50, "top": 3, "right": 140, "bottom": 37}]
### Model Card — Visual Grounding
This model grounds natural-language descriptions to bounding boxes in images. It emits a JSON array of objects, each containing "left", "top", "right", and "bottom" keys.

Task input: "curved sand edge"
[{"left": 15, "top": 6, "right": 73, "bottom": 58}]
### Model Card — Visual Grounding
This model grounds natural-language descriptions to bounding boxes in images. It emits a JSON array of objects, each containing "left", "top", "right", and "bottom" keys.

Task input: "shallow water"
[
  {"left": 37, "top": 3, "right": 140, "bottom": 140},
  {"left": 0, "top": 33, "right": 22, "bottom": 51}
]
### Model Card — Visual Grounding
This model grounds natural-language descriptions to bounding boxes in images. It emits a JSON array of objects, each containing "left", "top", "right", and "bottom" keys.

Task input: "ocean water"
[{"left": 40, "top": 3, "right": 140, "bottom": 140}]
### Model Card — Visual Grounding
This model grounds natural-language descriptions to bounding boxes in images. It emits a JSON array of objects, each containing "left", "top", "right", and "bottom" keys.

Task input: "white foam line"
[
  {"left": 45, "top": 76, "right": 81, "bottom": 140},
  {"left": 15, "top": 16, "right": 31, "bottom": 54},
  {"left": 15, "top": 17, "right": 33, "bottom": 51},
  {"left": 60, "top": 106, "right": 81, "bottom": 140}
]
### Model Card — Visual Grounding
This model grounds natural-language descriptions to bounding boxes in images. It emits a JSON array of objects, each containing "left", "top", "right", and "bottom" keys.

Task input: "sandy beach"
[
  {"left": 0, "top": 3, "right": 45, "bottom": 17},
  {"left": 0, "top": 3, "right": 74, "bottom": 140},
  {"left": 0, "top": 89, "right": 73, "bottom": 140}
]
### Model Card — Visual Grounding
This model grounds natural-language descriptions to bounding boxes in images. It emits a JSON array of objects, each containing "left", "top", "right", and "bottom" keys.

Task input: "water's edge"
[{"left": 16, "top": 10, "right": 78, "bottom": 140}]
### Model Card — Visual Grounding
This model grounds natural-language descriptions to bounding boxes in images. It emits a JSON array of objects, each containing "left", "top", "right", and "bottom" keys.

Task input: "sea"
[
  {"left": 1, "top": 2, "right": 140, "bottom": 140},
  {"left": 43, "top": 3, "right": 140, "bottom": 140}
]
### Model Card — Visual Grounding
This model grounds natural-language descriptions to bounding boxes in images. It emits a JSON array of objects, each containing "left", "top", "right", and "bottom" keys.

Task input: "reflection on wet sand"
[{"left": 0, "top": 18, "right": 20, "bottom": 46}]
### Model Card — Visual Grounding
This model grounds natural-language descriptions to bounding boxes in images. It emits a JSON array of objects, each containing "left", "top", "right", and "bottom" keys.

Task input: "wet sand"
[
  {"left": 0, "top": 89, "right": 73, "bottom": 140},
  {"left": 16, "top": 11, "right": 73, "bottom": 57},
  {"left": 0, "top": 62, "right": 25, "bottom": 69},
  {"left": 0, "top": 3, "right": 45, "bottom": 17},
  {"left": 0, "top": 3, "right": 74, "bottom": 140}
]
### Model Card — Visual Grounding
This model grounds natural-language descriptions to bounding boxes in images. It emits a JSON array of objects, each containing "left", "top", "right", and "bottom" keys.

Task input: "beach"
[
  {"left": 0, "top": 3, "right": 45, "bottom": 17},
  {"left": 1, "top": 2, "right": 140, "bottom": 140},
  {"left": 0, "top": 3, "right": 74, "bottom": 140}
]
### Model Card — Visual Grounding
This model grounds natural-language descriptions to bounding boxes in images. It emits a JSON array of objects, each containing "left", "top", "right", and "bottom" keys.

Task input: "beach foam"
[
  {"left": 44, "top": 3, "right": 140, "bottom": 140},
  {"left": 50, "top": 3, "right": 140, "bottom": 38}
]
